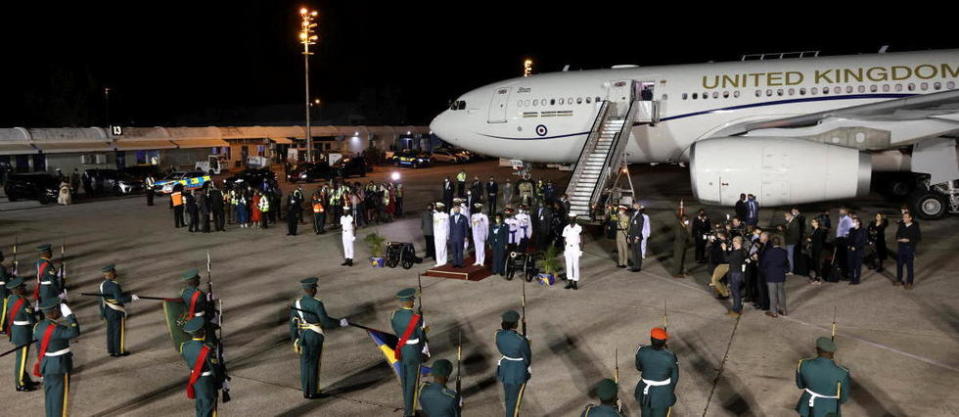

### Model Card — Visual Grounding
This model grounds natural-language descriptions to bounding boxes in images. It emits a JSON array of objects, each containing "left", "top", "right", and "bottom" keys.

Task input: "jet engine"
[{"left": 689, "top": 137, "right": 871, "bottom": 207}]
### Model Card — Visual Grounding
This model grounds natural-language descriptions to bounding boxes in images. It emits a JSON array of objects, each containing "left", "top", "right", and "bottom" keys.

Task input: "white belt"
[
  {"left": 298, "top": 322, "right": 325, "bottom": 335},
  {"left": 404, "top": 338, "right": 419, "bottom": 344},
  {"left": 497, "top": 355, "right": 524, "bottom": 366},
  {"left": 13, "top": 320, "right": 31, "bottom": 326},
  {"left": 805, "top": 388, "right": 839, "bottom": 407},
  {"left": 104, "top": 302, "right": 126, "bottom": 313},
  {"left": 46, "top": 348, "right": 71, "bottom": 357},
  {"left": 40, "top": 281, "right": 52, "bottom": 285},
  {"left": 200, "top": 371, "right": 212, "bottom": 377},
  {"left": 193, "top": 311, "right": 205, "bottom": 317},
  {"left": 642, "top": 378, "right": 671, "bottom": 395}
]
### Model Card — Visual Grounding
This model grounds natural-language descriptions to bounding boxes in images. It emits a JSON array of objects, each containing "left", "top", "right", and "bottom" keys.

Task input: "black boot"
[
  {"left": 347, "top": 259, "right": 354, "bottom": 266},
  {"left": 571, "top": 281, "right": 578, "bottom": 290},
  {"left": 341, "top": 259, "right": 349, "bottom": 266},
  {"left": 564, "top": 280, "right": 574, "bottom": 289}
]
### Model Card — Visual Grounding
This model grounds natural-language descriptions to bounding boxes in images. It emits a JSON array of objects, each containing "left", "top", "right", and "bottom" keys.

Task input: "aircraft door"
[
  {"left": 606, "top": 80, "right": 632, "bottom": 117},
  {"left": 635, "top": 81, "right": 659, "bottom": 124},
  {"left": 487, "top": 87, "right": 511, "bottom": 123}
]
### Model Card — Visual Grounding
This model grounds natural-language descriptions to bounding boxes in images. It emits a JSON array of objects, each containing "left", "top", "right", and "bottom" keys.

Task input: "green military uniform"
[
  {"left": 99, "top": 264, "right": 133, "bottom": 356},
  {"left": 391, "top": 288, "right": 428, "bottom": 417},
  {"left": 671, "top": 221, "right": 692, "bottom": 276},
  {"left": 616, "top": 210, "right": 630, "bottom": 267},
  {"left": 418, "top": 359, "right": 461, "bottom": 417},
  {"left": 180, "top": 269, "right": 217, "bottom": 345},
  {"left": 289, "top": 277, "right": 344, "bottom": 398},
  {"left": 35, "top": 244, "right": 62, "bottom": 305},
  {"left": 581, "top": 378, "right": 625, "bottom": 417},
  {"left": 180, "top": 317, "right": 220, "bottom": 417},
  {"left": 0, "top": 253, "right": 10, "bottom": 333},
  {"left": 33, "top": 298, "right": 80, "bottom": 417},
  {"left": 796, "top": 338, "right": 850, "bottom": 417},
  {"left": 6, "top": 277, "right": 37, "bottom": 391},
  {"left": 634, "top": 329, "right": 678, "bottom": 417},
  {"left": 495, "top": 310, "right": 531, "bottom": 417}
]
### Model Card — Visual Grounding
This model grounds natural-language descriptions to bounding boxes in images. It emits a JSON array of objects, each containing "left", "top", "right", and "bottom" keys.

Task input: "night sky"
[{"left": 3, "top": 2, "right": 957, "bottom": 127}]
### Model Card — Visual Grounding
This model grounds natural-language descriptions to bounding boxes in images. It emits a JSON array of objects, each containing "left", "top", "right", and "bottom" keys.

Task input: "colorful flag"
[
  {"left": 162, "top": 299, "right": 191, "bottom": 352},
  {"left": 366, "top": 328, "right": 430, "bottom": 382}
]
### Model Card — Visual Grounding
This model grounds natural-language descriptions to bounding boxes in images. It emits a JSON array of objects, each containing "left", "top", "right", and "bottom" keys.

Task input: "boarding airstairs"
[{"left": 566, "top": 99, "right": 640, "bottom": 221}]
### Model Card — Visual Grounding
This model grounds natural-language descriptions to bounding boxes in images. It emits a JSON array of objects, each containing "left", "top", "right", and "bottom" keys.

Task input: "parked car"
[
  {"left": 4, "top": 173, "right": 61, "bottom": 203},
  {"left": 84, "top": 169, "right": 144, "bottom": 194},
  {"left": 154, "top": 171, "right": 211, "bottom": 194},
  {"left": 224, "top": 168, "right": 276, "bottom": 190},
  {"left": 121, "top": 165, "right": 162, "bottom": 182},
  {"left": 430, "top": 149, "right": 462, "bottom": 164},
  {"left": 333, "top": 157, "right": 368, "bottom": 178},
  {"left": 392, "top": 150, "right": 433, "bottom": 168},
  {"left": 287, "top": 163, "right": 333, "bottom": 183}
]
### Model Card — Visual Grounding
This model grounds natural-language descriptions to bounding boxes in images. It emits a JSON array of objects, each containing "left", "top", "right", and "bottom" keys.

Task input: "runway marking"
[
  {"left": 702, "top": 315, "right": 741, "bottom": 417},
  {"left": 638, "top": 271, "right": 959, "bottom": 374}
]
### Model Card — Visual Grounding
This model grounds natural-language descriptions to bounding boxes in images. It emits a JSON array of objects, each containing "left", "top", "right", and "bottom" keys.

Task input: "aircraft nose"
[{"left": 429, "top": 110, "right": 457, "bottom": 146}]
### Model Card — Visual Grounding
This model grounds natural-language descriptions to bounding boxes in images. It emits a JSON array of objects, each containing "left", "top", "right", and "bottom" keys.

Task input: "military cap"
[
  {"left": 595, "top": 378, "right": 618, "bottom": 402},
  {"left": 816, "top": 336, "right": 837, "bottom": 352},
  {"left": 183, "top": 317, "right": 206, "bottom": 333},
  {"left": 101, "top": 264, "right": 116, "bottom": 273},
  {"left": 37, "top": 244, "right": 52, "bottom": 252},
  {"left": 474, "top": 203, "right": 483, "bottom": 208},
  {"left": 180, "top": 268, "right": 200, "bottom": 281},
  {"left": 430, "top": 359, "right": 453, "bottom": 377},
  {"left": 568, "top": 212, "right": 577, "bottom": 218},
  {"left": 502, "top": 310, "right": 520, "bottom": 323},
  {"left": 435, "top": 202, "right": 445, "bottom": 208},
  {"left": 300, "top": 277, "right": 319, "bottom": 289},
  {"left": 396, "top": 288, "right": 417, "bottom": 300},
  {"left": 38, "top": 298, "right": 60, "bottom": 312},
  {"left": 5, "top": 277, "right": 24, "bottom": 289},
  {"left": 651, "top": 327, "right": 669, "bottom": 341}
]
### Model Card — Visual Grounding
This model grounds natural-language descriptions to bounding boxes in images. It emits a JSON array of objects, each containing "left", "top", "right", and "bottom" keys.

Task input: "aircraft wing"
[{"left": 712, "top": 89, "right": 959, "bottom": 137}]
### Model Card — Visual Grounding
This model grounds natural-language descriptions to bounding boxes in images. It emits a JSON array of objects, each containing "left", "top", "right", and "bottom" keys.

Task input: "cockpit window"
[{"left": 449, "top": 100, "right": 466, "bottom": 111}]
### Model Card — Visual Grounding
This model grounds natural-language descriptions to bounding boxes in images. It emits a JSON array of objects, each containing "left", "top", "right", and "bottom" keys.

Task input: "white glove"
[
  {"left": 422, "top": 343, "right": 431, "bottom": 357},
  {"left": 339, "top": 318, "right": 349, "bottom": 327},
  {"left": 58, "top": 292, "right": 67, "bottom": 301},
  {"left": 60, "top": 303, "right": 73, "bottom": 317},
  {"left": 132, "top": 294, "right": 141, "bottom": 301}
]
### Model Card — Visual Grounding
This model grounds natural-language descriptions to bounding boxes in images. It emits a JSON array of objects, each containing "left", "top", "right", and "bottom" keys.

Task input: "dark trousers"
[
  {"left": 14, "top": 345, "right": 32, "bottom": 388},
  {"left": 488, "top": 194, "right": 497, "bottom": 215},
  {"left": 174, "top": 206, "right": 185, "bottom": 228},
  {"left": 396, "top": 197, "right": 403, "bottom": 217},
  {"left": 897, "top": 244, "right": 915, "bottom": 284},
  {"left": 848, "top": 249, "right": 863, "bottom": 283},
  {"left": 314, "top": 213, "right": 326, "bottom": 234},
  {"left": 201, "top": 213, "right": 210, "bottom": 233},
  {"left": 756, "top": 272, "right": 770, "bottom": 310},
  {"left": 287, "top": 214, "right": 298, "bottom": 235},
  {"left": 105, "top": 313, "right": 126, "bottom": 355},
  {"left": 730, "top": 271, "right": 744, "bottom": 313},
  {"left": 834, "top": 237, "right": 849, "bottom": 277},
  {"left": 456, "top": 182, "right": 465, "bottom": 198},
  {"left": 188, "top": 211, "right": 199, "bottom": 231},
  {"left": 298, "top": 333, "right": 324, "bottom": 397},
  {"left": 630, "top": 238, "right": 644, "bottom": 271},
  {"left": 451, "top": 238, "right": 465, "bottom": 267},
  {"left": 261, "top": 213, "right": 269, "bottom": 229},
  {"left": 424, "top": 234, "right": 435, "bottom": 259},
  {"left": 213, "top": 209, "right": 225, "bottom": 231},
  {"left": 43, "top": 372, "right": 70, "bottom": 417},
  {"left": 399, "top": 361, "right": 421, "bottom": 417},
  {"left": 744, "top": 264, "right": 757, "bottom": 301},
  {"left": 695, "top": 237, "right": 707, "bottom": 262},
  {"left": 146, "top": 189, "right": 154, "bottom": 206},
  {"left": 492, "top": 245, "right": 506, "bottom": 275}
]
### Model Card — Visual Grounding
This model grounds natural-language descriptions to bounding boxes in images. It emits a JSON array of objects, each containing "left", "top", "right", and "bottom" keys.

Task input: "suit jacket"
[
  {"left": 486, "top": 181, "right": 498, "bottom": 195},
  {"left": 449, "top": 213, "right": 469, "bottom": 242},
  {"left": 628, "top": 211, "right": 646, "bottom": 240},
  {"left": 760, "top": 247, "right": 789, "bottom": 283}
]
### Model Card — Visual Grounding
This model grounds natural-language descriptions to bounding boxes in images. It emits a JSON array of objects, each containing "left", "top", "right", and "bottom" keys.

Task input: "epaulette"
[
  {"left": 441, "top": 387, "right": 457, "bottom": 399},
  {"left": 583, "top": 404, "right": 595, "bottom": 417},
  {"left": 179, "top": 342, "right": 186, "bottom": 354},
  {"left": 836, "top": 363, "right": 850, "bottom": 373}
]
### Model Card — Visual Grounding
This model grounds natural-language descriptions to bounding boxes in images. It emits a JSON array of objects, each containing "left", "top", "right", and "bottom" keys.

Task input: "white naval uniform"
[
  {"left": 505, "top": 216, "right": 519, "bottom": 245},
  {"left": 433, "top": 211, "right": 450, "bottom": 266},
  {"left": 341, "top": 214, "right": 355, "bottom": 260},
  {"left": 515, "top": 211, "right": 532, "bottom": 247},
  {"left": 562, "top": 223, "right": 583, "bottom": 281},
  {"left": 641, "top": 213, "right": 651, "bottom": 259},
  {"left": 471, "top": 212, "right": 489, "bottom": 265}
]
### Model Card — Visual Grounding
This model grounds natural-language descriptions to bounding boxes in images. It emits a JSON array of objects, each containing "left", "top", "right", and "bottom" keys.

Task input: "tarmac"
[{"left": 0, "top": 160, "right": 957, "bottom": 417}]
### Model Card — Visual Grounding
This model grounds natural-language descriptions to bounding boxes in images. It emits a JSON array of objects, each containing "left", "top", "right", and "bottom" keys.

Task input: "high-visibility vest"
[
  {"left": 312, "top": 201, "right": 324, "bottom": 213},
  {"left": 172, "top": 192, "right": 184, "bottom": 206}
]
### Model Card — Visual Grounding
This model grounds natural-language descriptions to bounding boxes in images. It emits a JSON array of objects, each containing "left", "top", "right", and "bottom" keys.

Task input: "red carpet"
[{"left": 422, "top": 256, "right": 491, "bottom": 281}]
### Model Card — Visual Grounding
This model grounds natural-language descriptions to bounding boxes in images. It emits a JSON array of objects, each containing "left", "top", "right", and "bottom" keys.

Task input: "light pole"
[
  {"left": 299, "top": 7, "right": 319, "bottom": 162},
  {"left": 104, "top": 87, "right": 112, "bottom": 128}
]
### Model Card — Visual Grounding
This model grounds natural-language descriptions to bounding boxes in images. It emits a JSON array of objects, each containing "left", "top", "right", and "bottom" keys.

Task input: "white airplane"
[{"left": 430, "top": 49, "right": 959, "bottom": 219}]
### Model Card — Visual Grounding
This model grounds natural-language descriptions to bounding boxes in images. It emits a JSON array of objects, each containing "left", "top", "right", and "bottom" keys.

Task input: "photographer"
[
  {"left": 726, "top": 236, "right": 749, "bottom": 318},
  {"left": 693, "top": 209, "right": 711, "bottom": 263},
  {"left": 708, "top": 231, "right": 731, "bottom": 299}
]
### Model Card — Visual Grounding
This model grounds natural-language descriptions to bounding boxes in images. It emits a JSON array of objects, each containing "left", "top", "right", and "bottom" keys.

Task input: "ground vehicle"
[
  {"left": 153, "top": 171, "right": 211, "bottom": 194},
  {"left": 121, "top": 165, "right": 162, "bottom": 183},
  {"left": 195, "top": 155, "right": 227, "bottom": 175},
  {"left": 224, "top": 168, "right": 276, "bottom": 190},
  {"left": 286, "top": 163, "right": 333, "bottom": 183},
  {"left": 4, "top": 173, "right": 61, "bottom": 203},
  {"left": 85, "top": 169, "right": 144, "bottom": 194},
  {"left": 333, "top": 157, "right": 368, "bottom": 178},
  {"left": 430, "top": 149, "right": 462, "bottom": 164},
  {"left": 392, "top": 150, "right": 432, "bottom": 168}
]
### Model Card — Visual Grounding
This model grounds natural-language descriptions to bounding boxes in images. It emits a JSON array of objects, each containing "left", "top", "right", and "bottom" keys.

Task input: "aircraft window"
[
  {"left": 843, "top": 86, "right": 851, "bottom": 94},
  {"left": 788, "top": 88, "right": 795, "bottom": 96},
  {"left": 702, "top": 92, "right": 709, "bottom": 99},
  {"left": 586, "top": 97, "right": 592, "bottom": 103},
  {"left": 811, "top": 87, "right": 818, "bottom": 95},
  {"left": 834, "top": 86, "right": 841, "bottom": 94},
  {"left": 458, "top": 101, "right": 466, "bottom": 110},
  {"left": 948, "top": 81, "right": 956, "bottom": 89},
  {"left": 908, "top": 83, "right": 915, "bottom": 91},
  {"left": 777, "top": 89, "right": 784, "bottom": 96},
  {"left": 692, "top": 92, "right": 698, "bottom": 99},
  {"left": 823, "top": 87, "right": 830, "bottom": 95},
  {"left": 857, "top": 85, "right": 865, "bottom": 93},
  {"left": 596, "top": 96, "right": 601, "bottom": 102},
  {"left": 568, "top": 97, "right": 573, "bottom": 104},
  {"left": 895, "top": 84, "right": 903, "bottom": 92},
  {"left": 882, "top": 84, "right": 889, "bottom": 92},
  {"left": 765, "top": 89, "right": 773, "bottom": 96},
  {"left": 577, "top": 97, "right": 583, "bottom": 104},
  {"left": 733, "top": 91, "right": 740, "bottom": 98},
  {"left": 662, "top": 94, "right": 668, "bottom": 100},
  {"left": 934, "top": 81, "right": 941, "bottom": 90},
  {"left": 533, "top": 99, "right": 539, "bottom": 106},
  {"left": 712, "top": 91, "right": 719, "bottom": 98},
  {"left": 799, "top": 88, "right": 806, "bottom": 96},
  {"left": 682, "top": 93, "right": 688, "bottom": 100},
  {"left": 920, "top": 82, "right": 929, "bottom": 91},
  {"left": 870, "top": 85, "right": 878, "bottom": 92},
  {"left": 755, "top": 90, "right": 762, "bottom": 97},
  {"left": 549, "top": 99, "right": 555, "bottom": 105},
  {"left": 558, "top": 98, "right": 564, "bottom": 105}
]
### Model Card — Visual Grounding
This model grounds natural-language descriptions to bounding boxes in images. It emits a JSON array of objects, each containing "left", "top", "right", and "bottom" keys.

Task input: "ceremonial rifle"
[
  {"left": 80, "top": 292, "right": 170, "bottom": 301},
  {"left": 521, "top": 277, "right": 527, "bottom": 337},
  {"left": 289, "top": 307, "right": 377, "bottom": 332},
  {"left": 417, "top": 273, "right": 424, "bottom": 317},
  {"left": 60, "top": 240, "right": 66, "bottom": 291},
  {"left": 206, "top": 251, "right": 231, "bottom": 403},
  {"left": 831, "top": 306, "right": 837, "bottom": 341},
  {"left": 614, "top": 347, "right": 623, "bottom": 413},
  {"left": 456, "top": 330, "right": 463, "bottom": 411},
  {"left": 12, "top": 235, "right": 18, "bottom": 275},
  {"left": 0, "top": 340, "right": 37, "bottom": 358},
  {"left": 663, "top": 299, "right": 668, "bottom": 330}
]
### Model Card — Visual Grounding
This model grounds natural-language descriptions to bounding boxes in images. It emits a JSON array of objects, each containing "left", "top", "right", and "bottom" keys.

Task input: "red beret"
[{"left": 651, "top": 327, "right": 668, "bottom": 340}]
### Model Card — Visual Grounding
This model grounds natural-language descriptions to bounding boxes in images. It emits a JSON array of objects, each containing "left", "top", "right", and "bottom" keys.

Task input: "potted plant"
[
  {"left": 364, "top": 232, "right": 387, "bottom": 268},
  {"left": 536, "top": 245, "right": 561, "bottom": 287}
]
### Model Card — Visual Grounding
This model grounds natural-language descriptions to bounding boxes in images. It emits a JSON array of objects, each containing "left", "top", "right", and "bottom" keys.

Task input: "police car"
[
  {"left": 392, "top": 150, "right": 432, "bottom": 168},
  {"left": 153, "top": 171, "right": 211, "bottom": 194}
]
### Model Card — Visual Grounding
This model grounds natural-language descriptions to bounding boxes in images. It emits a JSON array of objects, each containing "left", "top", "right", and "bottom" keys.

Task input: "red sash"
[
  {"left": 187, "top": 290, "right": 202, "bottom": 318},
  {"left": 394, "top": 314, "right": 421, "bottom": 361},
  {"left": 186, "top": 345, "right": 211, "bottom": 399},
  {"left": 33, "top": 261, "right": 50, "bottom": 301},
  {"left": 33, "top": 323, "right": 57, "bottom": 377},
  {"left": 6, "top": 298, "right": 25, "bottom": 334}
]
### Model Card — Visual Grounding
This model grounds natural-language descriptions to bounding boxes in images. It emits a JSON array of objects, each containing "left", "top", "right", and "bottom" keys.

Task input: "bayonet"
[
  {"left": 456, "top": 330, "right": 463, "bottom": 410},
  {"left": 521, "top": 278, "right": 527, "bottom": 337},
  {"left": 12, "top": 236, "right": 18, "bottom": 275},
  {"left": 832, "top": 306, "right": 837, "bottom": 341},
  {"left": 664, "top": 299, "right": 668, "bottom": 330}
]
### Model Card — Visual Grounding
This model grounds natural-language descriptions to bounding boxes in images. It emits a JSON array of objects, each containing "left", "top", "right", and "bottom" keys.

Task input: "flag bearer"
[
  {"left": 290, "top": 277, "right": 349, "bottom": 399},
  {"left": 98, "top": 264, "right": 140, "bottom": 357},
  {"left": 180, "top": 317, "right": 219, "bottom": 417},
  {"left": 391, "top": 288, "right": 428, "bottom": 417}
]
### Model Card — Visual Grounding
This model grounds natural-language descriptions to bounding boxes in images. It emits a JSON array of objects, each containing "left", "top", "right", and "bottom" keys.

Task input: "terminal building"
[{"left": 0, "top": 125, "right": 431, "bottom": 173}]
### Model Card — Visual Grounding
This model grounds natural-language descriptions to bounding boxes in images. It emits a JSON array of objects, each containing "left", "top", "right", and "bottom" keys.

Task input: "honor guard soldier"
[
  {"left": 391, "top": 288, "right": 429, "bottom": 417},
  {"left": 34, "top": 298, "right": 80, "bottom": 417},
  {"left": 0, "top": 252, "right": 9, "bottom": 334},
  {"left": 634, "top": 327, "right": 678, "bottom": 417},
  {"left": 490, "top": 214, "right": 509, "bottom": 276},
  {"left": 562, "top": 213, "right": 583, "bottom": 290},
  {"left": 180, "top": 269, "right": 216, "bottom": 344},
  {"left": 180, "top": 317, "right": 221, "bottom": 417},
  {"left": 471, "top": 204, "right": 489, "bottom": 266},
  {"left": 341, "top": 205, "right": 355, "bottom": 266},
  {"left": 581, "top": 378, "right": 624, "bottom": 417},
  {"left": 419, "top": 359, "right": 461, "bottom": 417},
  {"left": 98, "top": 264, "right": 140, "bottom": 357},
  {"left": 615, "top": 206, "right": 630, "bottom": 268},
  {"left": 628, "top": 202, "right": 646, "bottom": 272},
  {"left": 795, "top": 337, "right": 850, "bottom": 417},
  {"left": 290, "top": 277, "right": 349, "bottom": 399},
  {"left": 35, "top": 244, "right": 62, "bottom": 305},
  {"left": 6, "top": 277, "right": 38, "bottom": 391},
  {"left": 496, "top": 310, "right": 531, "bottom": 417}
]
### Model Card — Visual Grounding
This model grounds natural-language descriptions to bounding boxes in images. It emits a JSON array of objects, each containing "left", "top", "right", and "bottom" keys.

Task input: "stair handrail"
[
  {"left": 587, "top": 99, "right": 639, "bottom": 211},
  {"left": 567, "top": 100, "right": 611, "bottom": 194}
]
